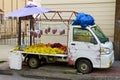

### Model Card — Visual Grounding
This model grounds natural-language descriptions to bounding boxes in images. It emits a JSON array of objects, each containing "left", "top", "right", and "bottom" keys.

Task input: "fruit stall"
[
  {"left": 5, "top": 3, "right": 78, "bottom": 70},
  {"left": 5, "top": 4, "right": 115, "bottom": 74}
]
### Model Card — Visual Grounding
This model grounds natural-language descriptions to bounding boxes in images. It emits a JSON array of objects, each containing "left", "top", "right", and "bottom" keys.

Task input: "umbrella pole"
[
  {"left": 30, "top": 19, "right": 33, "bottom": 46},
  {"left": 18, "top": 18, "right": 21, "bottom": 50}
]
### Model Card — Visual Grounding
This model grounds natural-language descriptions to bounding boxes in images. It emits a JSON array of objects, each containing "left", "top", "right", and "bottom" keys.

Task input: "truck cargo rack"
[{"left": 34, "top": 11, "right": 78, "bottom": 26}]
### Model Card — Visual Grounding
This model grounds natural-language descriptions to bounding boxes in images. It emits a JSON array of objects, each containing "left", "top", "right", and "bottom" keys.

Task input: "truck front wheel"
[
  {"left": 28, "top": 57, "right": 40, "bottom": 69},
  {"left": 76, "top": 59, "right": 93, "bottom": 74}
]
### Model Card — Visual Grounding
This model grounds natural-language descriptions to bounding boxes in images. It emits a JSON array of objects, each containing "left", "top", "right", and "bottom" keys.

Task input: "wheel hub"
[{"left": 81, "top": 63, "right": 88, "bottom": 70}]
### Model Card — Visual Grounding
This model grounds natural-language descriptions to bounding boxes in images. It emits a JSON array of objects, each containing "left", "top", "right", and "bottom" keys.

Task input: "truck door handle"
[{"left": 71, "top": 43, "right": 75, "bottom": 45}]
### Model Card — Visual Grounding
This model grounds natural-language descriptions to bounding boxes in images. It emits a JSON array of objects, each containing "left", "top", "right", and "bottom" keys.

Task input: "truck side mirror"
[{"left": 90, "top": 37, "right": 97, "bottom": 44}]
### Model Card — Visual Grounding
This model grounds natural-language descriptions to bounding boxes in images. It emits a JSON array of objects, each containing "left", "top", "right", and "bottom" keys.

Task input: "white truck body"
[
  {"left": 68, "top": 25, "right": 114, "bottom": 68},
  {"left": 21, "top": 24, "right": 114, "bottom": 73}
]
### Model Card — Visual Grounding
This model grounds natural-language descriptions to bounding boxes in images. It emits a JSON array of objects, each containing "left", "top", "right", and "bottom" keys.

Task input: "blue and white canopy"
[{"left": 5, "top": 4, "right": 52, "bottom": 17}]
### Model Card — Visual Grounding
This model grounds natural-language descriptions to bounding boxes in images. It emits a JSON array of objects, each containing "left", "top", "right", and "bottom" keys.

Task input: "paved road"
[
  {"left": 0, "top": 72, "right": 44, "bottom": 80},
  {"left": 0, "top": 71, "right": 68, "bottom": 80}
]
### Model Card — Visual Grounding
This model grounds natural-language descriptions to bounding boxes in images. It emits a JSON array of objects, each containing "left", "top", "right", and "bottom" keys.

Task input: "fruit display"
[
  {"left": 52, "top": 29, "right": 57, "bottom": 34},
  {"left": 59, "top": 29, "right": 65, "bottom": 35},
  {"left": 14, "top": 45, "right": 19, "bottom": 51},
  {"left": 22, "top": 43, "right": 67, "bottom": 54}
]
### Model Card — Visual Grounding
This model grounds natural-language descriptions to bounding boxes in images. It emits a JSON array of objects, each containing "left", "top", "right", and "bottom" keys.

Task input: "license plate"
[{"left": 109, "top": 61, "right": 112, "bottom": 67}]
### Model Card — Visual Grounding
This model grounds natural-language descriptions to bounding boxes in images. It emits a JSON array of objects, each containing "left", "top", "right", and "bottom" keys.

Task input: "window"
[
  {"left": 91, "top": 26, "right": 108, "bottom": 43},
  {"left": 73, "top": 28, "right": 92, "bottom": 42}
]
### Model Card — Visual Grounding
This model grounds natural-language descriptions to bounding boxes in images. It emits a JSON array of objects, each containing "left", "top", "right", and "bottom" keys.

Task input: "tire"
[
  {"left": 27, "top": 57, "right": 40, "bottom": 69},
  {"left": 76, "top": 59, "right": 93, "bottom": 74}
]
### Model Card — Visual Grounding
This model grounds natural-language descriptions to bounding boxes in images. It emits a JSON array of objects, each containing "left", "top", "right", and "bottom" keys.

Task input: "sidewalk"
[
  {"left": 0, "top": 45, "right": 120, "bottom": 80},
  {"left": 0, "top": 45, "right": 15, "bottom": 61}
]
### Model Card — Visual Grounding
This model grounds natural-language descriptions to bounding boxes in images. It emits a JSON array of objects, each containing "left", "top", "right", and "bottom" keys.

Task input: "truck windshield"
[{"left": 91, "top": 26, "right": 109, "bottom": 43}]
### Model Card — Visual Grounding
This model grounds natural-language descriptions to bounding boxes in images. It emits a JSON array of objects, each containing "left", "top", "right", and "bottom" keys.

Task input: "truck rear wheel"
[
  {"left": 76, "top": 59, "right": 93, "bottom": 74},
  {"left": 27, "top": 56, "right": 40, "bottom": 69}
]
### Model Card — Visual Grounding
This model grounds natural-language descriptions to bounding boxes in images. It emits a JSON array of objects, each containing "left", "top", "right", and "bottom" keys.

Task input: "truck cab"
[{"left": 68, "top": 25, "right": 114, "bottom": 73}]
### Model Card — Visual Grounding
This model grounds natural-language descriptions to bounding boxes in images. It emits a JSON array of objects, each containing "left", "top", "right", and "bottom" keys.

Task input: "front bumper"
[{"left": 100, "top": 51, "right": 114, "bottom": 68}]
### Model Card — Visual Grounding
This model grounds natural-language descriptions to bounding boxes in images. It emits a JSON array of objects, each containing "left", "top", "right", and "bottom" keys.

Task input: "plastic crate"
[{"left": 9, "top": 51, "right": 22, "bottom": 70}]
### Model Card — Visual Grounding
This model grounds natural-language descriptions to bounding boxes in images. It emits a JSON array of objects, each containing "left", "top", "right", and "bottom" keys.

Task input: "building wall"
[
  {"left": 41, "top": 0, "right": 115, "bottom": 41},
  {"left": 0, "top": 0, "right": 116, "bottom": 43},
  {"left": 0, "top": 0, "right": 26, "bottom": 38},
  {"left": 0, "top": 0, "right": 26, "bottom": 14}
]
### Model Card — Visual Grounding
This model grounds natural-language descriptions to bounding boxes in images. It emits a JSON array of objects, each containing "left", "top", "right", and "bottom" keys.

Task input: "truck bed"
[
  {"left": 21, "top": 51, "right": 68, "bottom": 62},
  {"left": 21, "top": 51, "right": 68, "bottom": 57}
]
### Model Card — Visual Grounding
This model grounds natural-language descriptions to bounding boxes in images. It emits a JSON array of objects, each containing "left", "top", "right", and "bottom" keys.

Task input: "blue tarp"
[{"left": 72, "top": 13, "right": 95, "bottom": 28}]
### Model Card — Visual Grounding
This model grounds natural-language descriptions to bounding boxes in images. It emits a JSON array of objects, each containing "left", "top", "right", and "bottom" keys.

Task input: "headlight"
[{"left": 100, "top": 47, "right": 110, "bottom": 54}]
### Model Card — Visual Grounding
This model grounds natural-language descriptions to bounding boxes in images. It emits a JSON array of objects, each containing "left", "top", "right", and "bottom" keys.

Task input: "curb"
[
  {"left": 0, "top": 69, "right": 120, "bottom": 80},
  {"left": 14, "top": 70, "right": 120, "bottom": 80},
  {"left": 0, "top": 70, "right": 12, "bottom": 75}
]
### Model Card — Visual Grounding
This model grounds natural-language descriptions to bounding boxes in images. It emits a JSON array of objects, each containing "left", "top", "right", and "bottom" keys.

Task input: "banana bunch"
[
  {"left": 14, "top": 45, "right": 19, "bottom": 51},
  {"left": 22, "top": 43, "right": 66, "bottom": 54}
]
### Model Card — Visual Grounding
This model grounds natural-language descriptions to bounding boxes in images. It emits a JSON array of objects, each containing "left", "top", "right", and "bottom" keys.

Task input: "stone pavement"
[
  {"left": 0, "top": 45, "right": 15, "bottom": 61},
  {"left": 0, "top": 45, "right": 120, "bottom": 80},
  {"left": 0, "top": 61, "right": 120, "bottom": 80}
]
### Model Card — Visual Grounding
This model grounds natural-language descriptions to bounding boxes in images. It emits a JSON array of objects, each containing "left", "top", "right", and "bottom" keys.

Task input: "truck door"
[{"left": 68, "top": 27, "right": 101, "bottom": 67}]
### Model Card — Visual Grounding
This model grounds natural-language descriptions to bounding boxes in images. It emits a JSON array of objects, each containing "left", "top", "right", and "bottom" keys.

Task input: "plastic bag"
[{"left": 72, "top": 13, "right": 95, "bottom": 28}]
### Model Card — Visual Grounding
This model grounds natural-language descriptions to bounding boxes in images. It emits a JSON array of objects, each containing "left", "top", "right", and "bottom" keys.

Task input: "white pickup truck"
[{"left": 21, "top": 24, "right": 114, "bottom": 74}]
